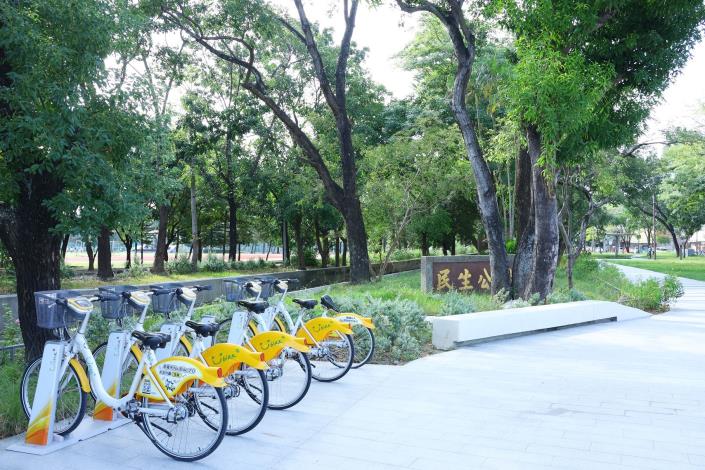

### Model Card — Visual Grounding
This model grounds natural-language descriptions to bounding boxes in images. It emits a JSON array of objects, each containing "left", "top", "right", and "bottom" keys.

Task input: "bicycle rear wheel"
[
  {"left": 20, "top": 356, "right": 87, "bottom": 436},
  {"left": 141, "top": 382, "right": 227, "bottom": 462}
]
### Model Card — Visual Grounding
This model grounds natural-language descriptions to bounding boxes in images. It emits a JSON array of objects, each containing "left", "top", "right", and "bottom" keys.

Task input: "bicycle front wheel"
[
  {"left": 20, "top": 356, "right": 87, "bottom": 436},
  {"left": 141, "top": 383, "right": 227, "bottom": 462},
  {"left": 224, "top": 366, "right": 268, "bottom": 435},
  {"left": 267, "top": 349, "right": 312, "bottom": 410},
  {"left": 351, "top": 326, "right": 375, "bottom": 368},
  {"left": 310, "top": 332, "right": 354, "bottom": 382}
]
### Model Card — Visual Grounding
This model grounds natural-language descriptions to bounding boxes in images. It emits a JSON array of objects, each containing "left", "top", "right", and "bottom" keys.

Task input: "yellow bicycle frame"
[
  {"left": 295, "top": 317, "right": 353, "bottom": 345},
  {"left": 333, "top": 313, "right": 375, "bottom": 330},
  {"left": 136, "top": 356, "right": 225, "bottom": 401},
  {"left": 200, "top": 343, "right": 268, "bottom": 375},
  {"left": 248, "top": 331, "right": 309, "bottom": 361}
]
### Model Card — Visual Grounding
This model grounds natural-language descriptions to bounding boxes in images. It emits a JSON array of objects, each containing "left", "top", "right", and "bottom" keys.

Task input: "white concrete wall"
[{"left": 430, "top": 300, "right": 649, "bottom": 350}]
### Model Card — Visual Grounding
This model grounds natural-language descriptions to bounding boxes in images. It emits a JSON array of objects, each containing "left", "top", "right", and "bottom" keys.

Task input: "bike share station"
[
  {"left": 8, "top": 288, "right": 138, "bottom": 455},
  {"left": 5, "top": 277, "right": 376, "bottom": 461}
]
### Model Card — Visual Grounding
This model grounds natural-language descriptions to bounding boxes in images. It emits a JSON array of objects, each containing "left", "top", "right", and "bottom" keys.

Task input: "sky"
[{"left": 273, "top": 0, "right": 705, "bottom": 143}]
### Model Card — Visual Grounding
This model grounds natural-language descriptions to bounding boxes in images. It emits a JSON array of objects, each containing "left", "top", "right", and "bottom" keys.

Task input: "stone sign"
[{"left": 421, "top": 255, "right": 512, "bottom": 293}]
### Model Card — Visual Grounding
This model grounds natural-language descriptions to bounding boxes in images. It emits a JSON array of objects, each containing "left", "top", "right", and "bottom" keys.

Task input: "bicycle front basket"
[
  {"left": 98, "top": 285, "right": 139, "bottom": 319},
  {"left": 223, "top": 279, "right": 246, "bottom": 302},
  {"left": 150, "top": 283, "right": 182, "bottom": 314},
  {"left": 35, "top": 290, "right": 85, "bottom": 329}
]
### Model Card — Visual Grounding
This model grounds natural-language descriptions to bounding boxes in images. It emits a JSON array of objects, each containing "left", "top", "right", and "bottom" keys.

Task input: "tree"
[
  {"left": 157, "top": 0, "right": 374, "bottom": 282},
  {"left": 396, "top": 0, "right": 512, "bottom": 294},
  {"left": 0, "top": 0, "right": 147, "bottom": 357}
]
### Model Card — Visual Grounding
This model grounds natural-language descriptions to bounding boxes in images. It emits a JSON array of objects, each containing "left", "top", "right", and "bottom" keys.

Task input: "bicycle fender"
[
  {"left": 137, "top": 356, "right": 225, "bottom": 401},
  {"left": 201, "top": 343, "right": 268, "bottom": 373},
  {"left": 69, "top": 358, "right": 91, "bottom": 393},
  {"left": 334, "top": 313, "right": 375, "bottom": 330},
  {"left": 296, "top": 317, "right": 353, "bottom": 345},
  {"left": 249, "top": 331, "right": 310, "bottom": 361}
]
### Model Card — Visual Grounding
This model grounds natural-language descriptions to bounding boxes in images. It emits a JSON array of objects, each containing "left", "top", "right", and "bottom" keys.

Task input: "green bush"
[
  {"left": 201, "top": 255, "right": 228, "bottom": 272},
  {"left": 0, "top": 359, "right": 26, "bottom": 438},
  {"left": 505, "top": 239, "right": 517, "bottom": 254},
  {"left": 167, "top": 256, "right": 195, "bottom": 274},
  {"left": 126, "top": 261, "right": 149, "bottom": 278},
  {"left": 439, "top": 290, "right": 475, "bottom": 315},
  {"left": 547, "top": 288, "right": 587, "bottom": 304},
  {"left": 334, "top": 296, "right": 431, "bottom": 364},
  {"left": 662, "top": 275, "right": 684, "bottom": 305},
  {"left": 60, "top": 261, "right": 75, "bottom": 279}
]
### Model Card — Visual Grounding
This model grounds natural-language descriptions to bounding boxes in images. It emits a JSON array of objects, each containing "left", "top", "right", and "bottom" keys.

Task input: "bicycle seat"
[
  {"left": 185, "top": 320, "right": 220, "bottom": 337},
  {"left": 293, "top": 299, "right": 317, "bottom": 310},
  {"left": 237, "top": 300, "right": 269, "bottom": 313},
  {"left": 132, "top": 331, "right": 170, "bottom": 350},
  {"left": 320, "top": 295, "right": 340, "bottom": 312}
]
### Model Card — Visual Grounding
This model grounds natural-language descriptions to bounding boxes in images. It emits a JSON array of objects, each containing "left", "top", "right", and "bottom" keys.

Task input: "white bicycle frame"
[
  {"left": 56, "top": 301, "right": 175, "bottom": 416},
  {"left": 248, "top": 282, "right": 336, "bottom": 350}
]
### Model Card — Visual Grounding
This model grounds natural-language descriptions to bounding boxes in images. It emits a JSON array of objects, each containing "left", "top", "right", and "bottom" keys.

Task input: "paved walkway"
[{"left": 3, "top": 264, "right": 705, "bottom": 469}]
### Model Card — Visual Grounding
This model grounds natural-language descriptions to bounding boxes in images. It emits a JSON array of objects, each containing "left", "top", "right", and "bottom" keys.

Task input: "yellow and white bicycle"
[
  {"left": 244, "top": 278, "right": 356, "bottom": 383},
  {"left": 92, "top": 283, "right": 270, "bottom": 436},
  {"left": 20, "top": 289, "right": 228, "bottom": 461}
]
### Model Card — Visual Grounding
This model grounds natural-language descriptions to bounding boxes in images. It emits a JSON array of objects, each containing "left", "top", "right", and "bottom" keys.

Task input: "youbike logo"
[
  {"left": 258, "top": 336, "right": 285, "bottom": 350},
  {"left": 210, "top": 348, "right": 242, "bottom": 366},
  {"left": 311, "top": 321, "right": 333, "bottom": 333}
]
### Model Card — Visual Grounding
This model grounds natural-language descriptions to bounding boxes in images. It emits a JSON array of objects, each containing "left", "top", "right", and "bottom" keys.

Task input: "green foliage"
[
  {"left": 59, "top": 261, "right": 75, "bottom": 280},
  {"left": 127, "top": 261, "right": 149, "bottom": 278},
  {"left": 201, "top": 255, "right": 228, "bottom": 272},
  {"left": 546, "top": 289, "right": 587, "bottom": 304},
  {"left": 505, "top": 238, "right": 517, "bottom": 254},
  {"left": 1, "top": 306, "right": 21, "bottom": 347},
  {"left": 167, "top": 256, "right": 194, "bottom": 275},
  {"left": 334, "top": 296, "right": 431, "bottom": 364},
  {"left": 439, "top": 291, "right": 476, "bottom": 316},
  {"left": 0, "top": 359, "right": 25, "bottom": 438},
  {"left": 661, "top": 275, "right": 685, "bottom": 306}
]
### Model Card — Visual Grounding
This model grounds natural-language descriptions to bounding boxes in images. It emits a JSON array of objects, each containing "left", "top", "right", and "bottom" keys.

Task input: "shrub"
[
  {"left": 662, "top": 275, "right": 684, "bottom": 305},
  {"left": 622, "top": 278, "right": 663, "bottom": 312},
  {"left": 547, "top": 288, "right": 587, "bottom": 304},
  {"left": 505, "top": 239, "right": 517, "bottom": 254},
  {"left": 439, "top": 290, "right": 475, "bottom": 315},
  {"left": 59, "top": 261, "right": 75, "bottom": 279},
  {"left": 0, "top": 359, "right": 26, "bottom": 438},
  {"left": 201, "top": 255, "right": 228, "bottom": 272},
  {"left": 167, "top": 256, "right": 195, "bottom": 274},
  {"left": 126, "top": 261, "right": 149, "bottom": 278},
  {"left": 334, "top": 296, "right": 431, "bottom": 364}
]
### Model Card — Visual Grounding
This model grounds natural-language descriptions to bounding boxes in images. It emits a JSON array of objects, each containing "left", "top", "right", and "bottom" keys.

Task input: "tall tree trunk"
[
  {"left": 281, "top": 220, "right": 290, "bottom": 265},
  {"left": 152, "top": 204, "right": 169, "bottom": 273},
  {"left": 190, "top": 163, "right": 199, "bottom": 270},
  {"left": 525, "top": 125, "right": 559, "bottom": 300},
  {"left": 420, "top": 232, "right": 430, "bottom": 256},
  {"left": 513, "top": 200, "right": 535, "bottom": 297},
  {"left": 227, "top": 196, "right": 237, "bottom": 262},
  {"left": 341, "top": 237, "right": 347, "bottom": 266},
  {"left": 123, "top": 234, "right": 132, "bottom": 269},
  {"left": 292, "top": 215, "right": 306, "bottom": 270},
  {"left": 85, "top": 238, "right": 96, "bottom": 271},
  {"left": 97, "top": 226, "right": 114, "bottom": 280},
  {"left": 0, "top": 175, "right": 63, "bottom": 359},
  {"left": 61, "top": 234, "right": 70, "bottom": 260},
  {"left": 334, "top": 235, "right": 340, "bottom": 267},
  {"left": 514, "top": 147, "right": 532, "bottom": 243}
]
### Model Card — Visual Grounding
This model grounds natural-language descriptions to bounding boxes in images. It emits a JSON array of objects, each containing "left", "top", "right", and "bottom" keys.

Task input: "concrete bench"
[{"left": 429, "top": 300, "right": 650, "bottom": 350}]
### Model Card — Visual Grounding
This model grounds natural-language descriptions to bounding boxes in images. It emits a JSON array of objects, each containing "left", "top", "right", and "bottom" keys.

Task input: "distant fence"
[{"left": 0, "top": 259, "right": 421, "bottom": 335}]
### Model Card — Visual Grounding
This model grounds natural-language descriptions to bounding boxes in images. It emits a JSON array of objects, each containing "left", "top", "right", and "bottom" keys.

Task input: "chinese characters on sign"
[{"left": 432, "top": 262, "right": 494, "bottom": 292}]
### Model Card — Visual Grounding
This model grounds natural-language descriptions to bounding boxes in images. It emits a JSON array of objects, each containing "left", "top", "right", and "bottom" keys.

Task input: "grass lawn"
[{"left": 610, "top": 251, "right": 705, "bottom": 281}]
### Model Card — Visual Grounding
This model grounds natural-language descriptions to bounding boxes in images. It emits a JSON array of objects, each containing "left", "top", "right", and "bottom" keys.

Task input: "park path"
[{"left": 2, "top": 263, "right": 705, "bottom": 469}]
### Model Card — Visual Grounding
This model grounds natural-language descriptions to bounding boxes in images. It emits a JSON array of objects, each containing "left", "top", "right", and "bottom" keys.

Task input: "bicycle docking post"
[
  {"left": 200, "top": 315, "right": 217, "bottom": 348},
  {"left": 94, "top": 331, "right": 131, "bottom": 421},
  {"left": 24, "top": 341, "right": 66, "bottom": 447}
]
